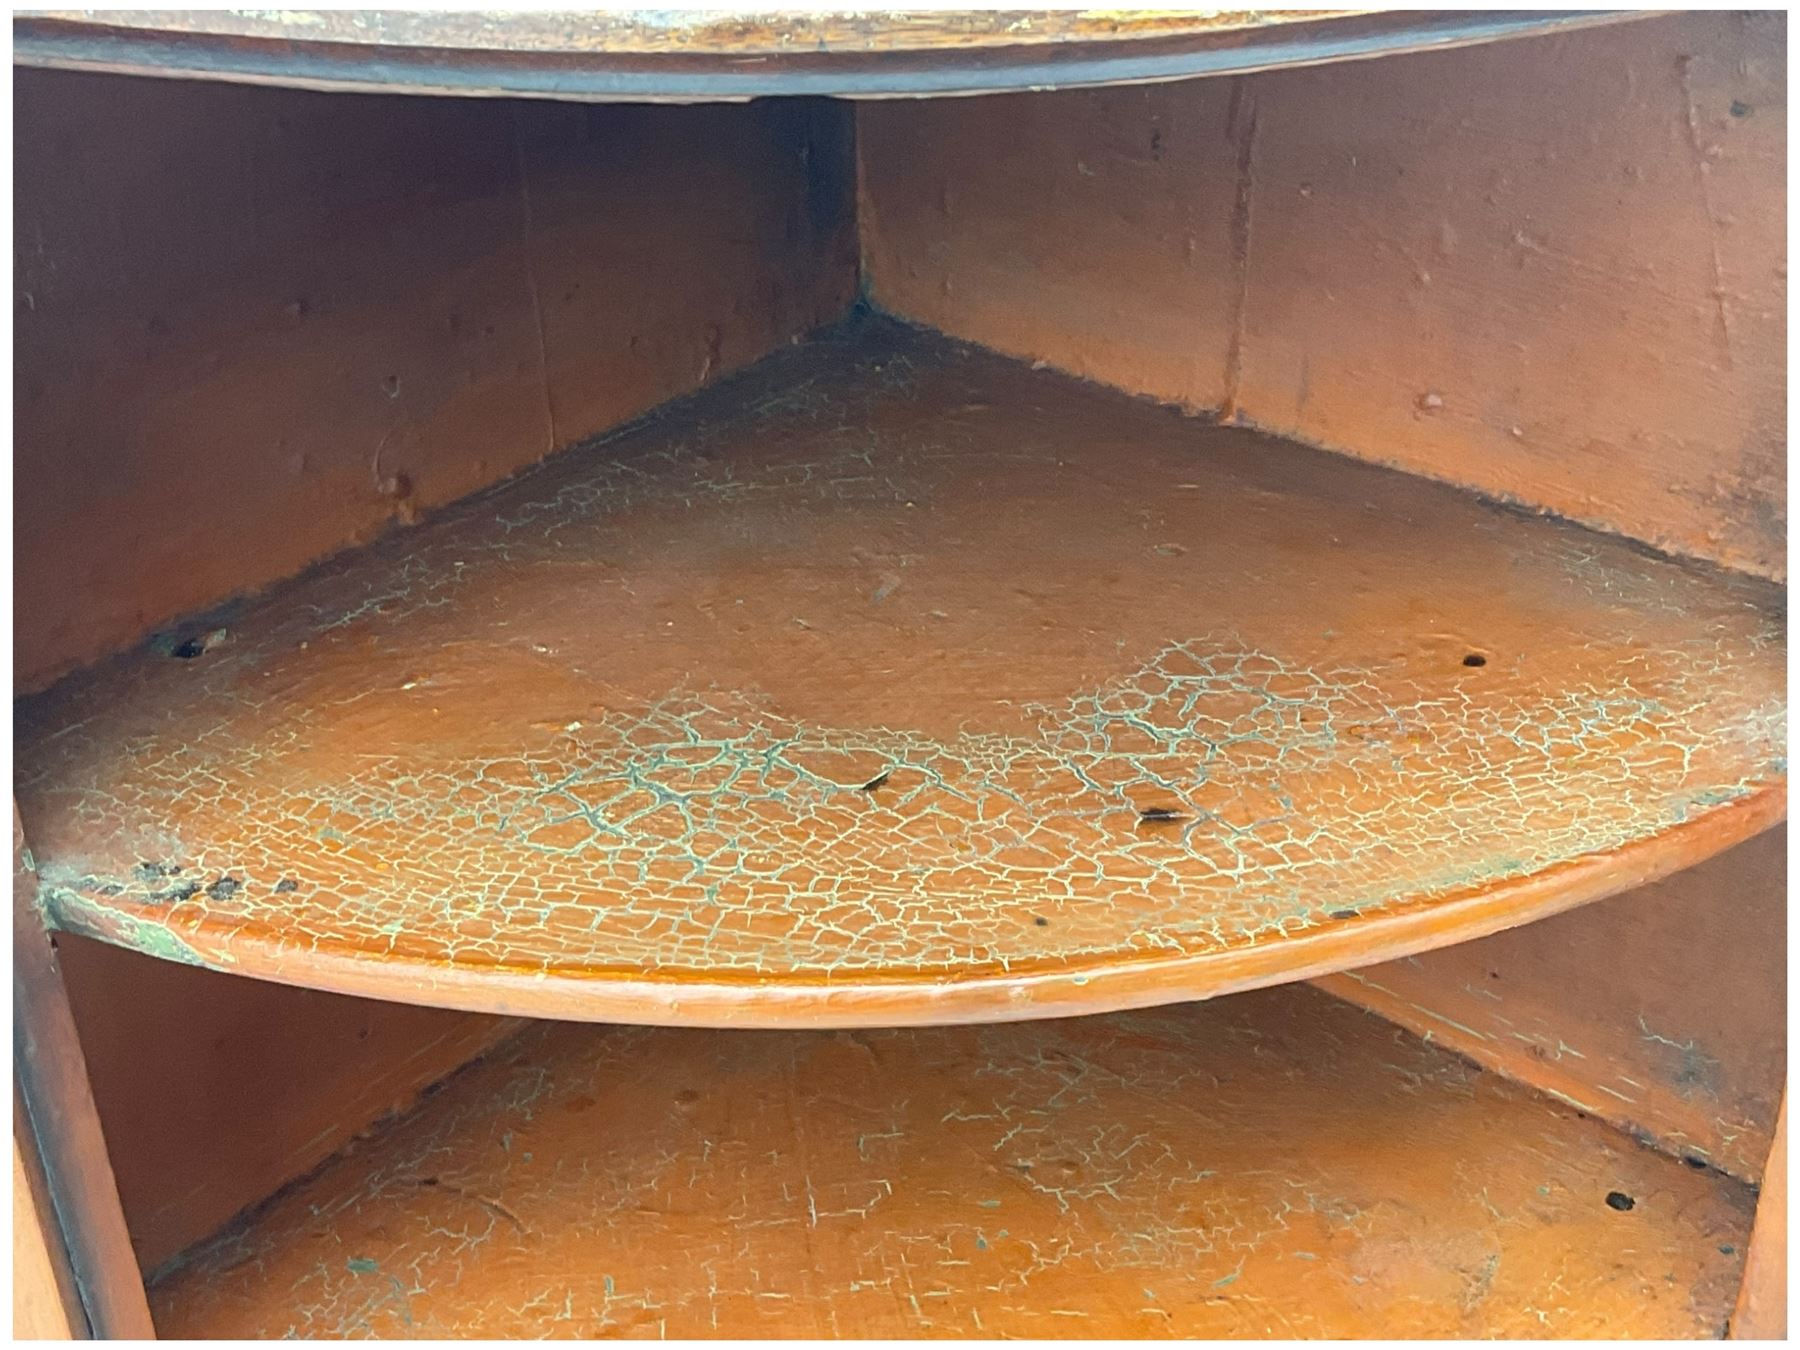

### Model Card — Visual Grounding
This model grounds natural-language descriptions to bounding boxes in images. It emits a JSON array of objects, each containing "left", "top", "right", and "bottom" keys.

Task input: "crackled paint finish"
[
  {"left": 148, "top": 985, "right": 1755, "bottom": 1338},
  {"left": 14, "top": 321, "right": 1786, "bottom": 1025}
]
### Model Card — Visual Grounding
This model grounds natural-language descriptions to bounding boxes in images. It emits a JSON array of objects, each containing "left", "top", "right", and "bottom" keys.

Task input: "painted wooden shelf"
[
  {"left": 12, "top": 10, "right": 1637, "bottom": 102},
  {"left": 14, "top": 319, "right": 1785, "bottom": 1027},
  {"left": 147, "top": 984, "right": 1754, "bottom": 1338}
]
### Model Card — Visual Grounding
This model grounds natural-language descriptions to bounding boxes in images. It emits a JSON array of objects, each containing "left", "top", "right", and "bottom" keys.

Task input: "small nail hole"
[
  {"left": 166, "top": 627, "right": 228, "bottom": 660},
  {"left": 1462, "top": 653, "right": 1487, "bottom": 668},
  {"left": 1604, "top": 1190, "right": 1635, "bottom": 1212}
]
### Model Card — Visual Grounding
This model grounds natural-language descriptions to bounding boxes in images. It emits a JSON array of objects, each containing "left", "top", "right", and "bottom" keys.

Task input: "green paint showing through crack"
[
  {"left": 13, "top": 321, "right": 1786, "bottom": 995},
  {"left": 26, "top": 631, "right": 1784, "bottom": 984}
]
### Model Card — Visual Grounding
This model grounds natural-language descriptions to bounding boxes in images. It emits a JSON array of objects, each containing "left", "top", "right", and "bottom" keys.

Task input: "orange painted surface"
[
  {"left": 149, "top": 984, "right": 1755, "bottom": 1338},
  {"left": 1733, "top": 1093, "right": 1788, "bottom": 1338},
  {"left": 14, "top": 71, "right": 854, "bottom": 694},
  {"left": 1318, "top": 826, "right": 1787, "bottom": 1184},
  {"left": 14, "top": 814, "right": 155, "bottom": 1339},
  {"left": 14, "top": 1101, "right": 83, "bottom": 1340},
  {"left": 1236, "top": 11, "right": 1786, "bottom": 581},
  {"left": 857, "top": 78, "right": 1243, "bottom": 410},
  {"left": 58, "top": 936, "right": 520, "bottom": 1272},
  {"left": 16, "top": 320, "right": 1784, "bottom": 1027},
  {"left": 860, "top": 11, "right": 1786, "bottom": 579}
]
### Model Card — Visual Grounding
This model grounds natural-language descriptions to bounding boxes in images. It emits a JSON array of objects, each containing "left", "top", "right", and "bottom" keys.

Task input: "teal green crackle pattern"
[
  {"left": 13, "top": 320, "right": 1787, "bottom": 991},
  {"left": 27, "top": 628, "right": 1784, "bottom": 981}
]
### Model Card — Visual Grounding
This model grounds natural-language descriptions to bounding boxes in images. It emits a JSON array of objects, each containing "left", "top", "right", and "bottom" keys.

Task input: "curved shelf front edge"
[
  {"left": 13, "top": 11, "right": 1639, "bottom": 101},
  {"left": 36, "top": 785, "right": 1784, "bottom": 1028},
  {"left": 18, "top": 322, "right": 1786, "bottom": 1030}
]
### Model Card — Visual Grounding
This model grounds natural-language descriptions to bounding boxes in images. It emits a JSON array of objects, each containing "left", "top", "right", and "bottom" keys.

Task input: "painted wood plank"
[
  {"left": 150, "top": 984, "right": 1755, "bottom": 1338},
  {"left": 15, "top": 320, "right": 1784, "bottom": 1026}
]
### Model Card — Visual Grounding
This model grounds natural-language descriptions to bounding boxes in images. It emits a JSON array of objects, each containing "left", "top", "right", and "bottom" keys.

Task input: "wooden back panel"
[{"left": 861, "top": 11, "right": 1785, "bottom": 578}]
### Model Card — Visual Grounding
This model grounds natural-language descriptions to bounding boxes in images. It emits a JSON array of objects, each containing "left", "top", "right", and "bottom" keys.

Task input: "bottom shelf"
[{"left": 149, "top": 985, "right": 1753, "bottom": 1339}]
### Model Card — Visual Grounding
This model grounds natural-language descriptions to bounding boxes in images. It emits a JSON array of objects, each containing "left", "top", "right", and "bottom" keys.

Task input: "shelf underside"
[
  {"left": 148, "top": 984, "right": 1754, "bottom": 1338},
  {"left": 12, "top": 11, "right": 1636, "bottom": 101},
  {"left": 16, "top": 319, "right": 1785, "bottom": 1025}
]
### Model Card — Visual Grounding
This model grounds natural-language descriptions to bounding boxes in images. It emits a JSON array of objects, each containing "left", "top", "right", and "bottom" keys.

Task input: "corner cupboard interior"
[{"left": 11, "top": 10, "right": 1786, "bottom": 1340}]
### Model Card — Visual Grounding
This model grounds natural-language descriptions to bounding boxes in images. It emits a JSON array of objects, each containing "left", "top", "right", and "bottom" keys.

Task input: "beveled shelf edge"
[
  {"left": 37, "top": 782, "right": 1784, "bottom": 1030},
  {"left": 13, "top": 11, "right": 1644, "bottom": 103}
]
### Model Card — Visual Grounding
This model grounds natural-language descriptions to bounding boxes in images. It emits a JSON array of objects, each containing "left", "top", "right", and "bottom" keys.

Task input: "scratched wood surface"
[
  {"left": 148, "top": 984, "right": 1755, "bottom": 1338},
  {"left": 14, "top": 318, "right": 1785, "bottom": 1027}
]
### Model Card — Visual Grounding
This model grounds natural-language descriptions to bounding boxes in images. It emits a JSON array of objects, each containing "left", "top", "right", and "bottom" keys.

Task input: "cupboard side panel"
[
  {"left": 15, "top": 73, "right": 856, "bottom": 693},
  {"left": 56, "top": 936, "right": 522, "bottom": 1274},
  {"left": 1238, "top": 10, "right": 1784, "bottom": 580},
  {"left": 1731, "top": 1093, "right": 1787, "bottom": 1337},
  {"left": 1316, "top": 828, "right": 1786, "bottom": 1183},
  {"left": 14, "top": 1094, "right": 86, "bottom": 1339}
]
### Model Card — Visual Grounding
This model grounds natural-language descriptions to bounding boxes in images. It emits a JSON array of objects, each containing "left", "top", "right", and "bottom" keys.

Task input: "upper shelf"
[
  {"left": 16, "top": 319, "right": 1785, "bottom": 1027},
  {"left": 14, "top": 10, "right": 1643, "bottom": 101}
]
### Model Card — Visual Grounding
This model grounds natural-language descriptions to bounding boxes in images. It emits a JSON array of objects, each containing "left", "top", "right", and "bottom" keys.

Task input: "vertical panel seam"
[
  {"left": 510, "top": 107, "right": 560, "bottom": 454},
  {"left": 1220, "top": 76, "right": 1260, "bottom": 423},
  {"left": 1673, "top": 52, "right": 1738, "bottom": 372}
]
